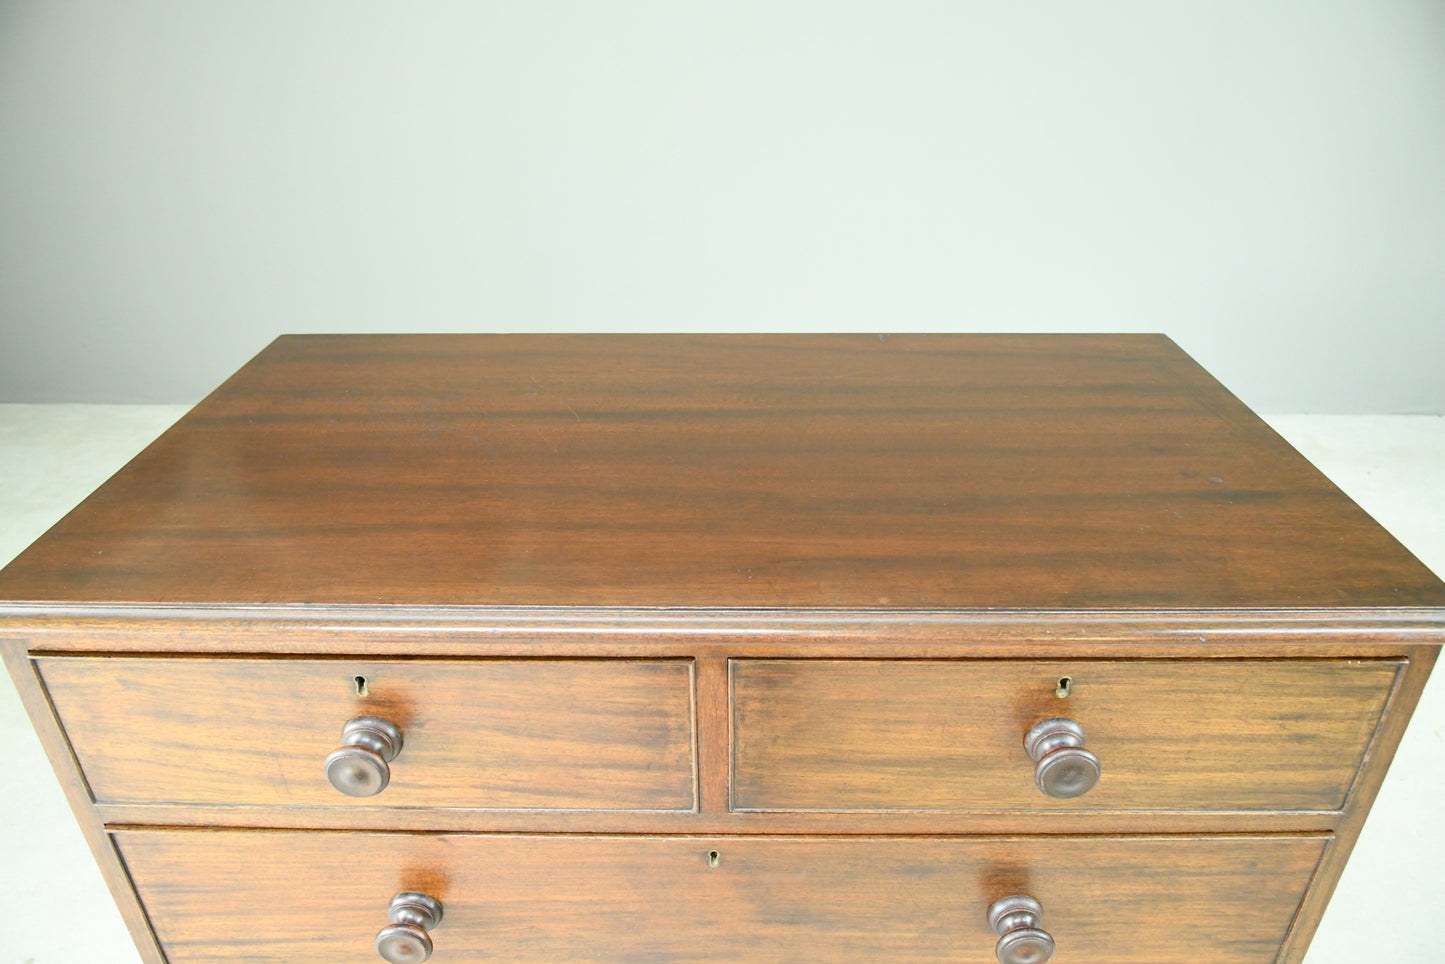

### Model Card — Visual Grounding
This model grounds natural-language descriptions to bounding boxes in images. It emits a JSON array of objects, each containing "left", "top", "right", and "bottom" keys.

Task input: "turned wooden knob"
[
  {"left": 375, "top": 892, "right": 443, "bottom": 963},
  {"left": 1024, "top": 717, "right": 1100, "bottom": 799},
  {"left": 988, "top": 895, "right": 1055, "bottom": 964},
  {"left": 325, "top": 716, "right": 404, "bottom": 797}
]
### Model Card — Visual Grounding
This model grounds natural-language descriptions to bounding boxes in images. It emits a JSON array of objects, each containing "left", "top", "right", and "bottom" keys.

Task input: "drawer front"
[
  {"left": 116, "top": 830, "right": 1326, "bottom": 964},
  {"left": 39, "top": 657, "right": 695, "bottom": 810},
  {"left": 732, "top": 659, "right": 1400, "bottom": 812}
]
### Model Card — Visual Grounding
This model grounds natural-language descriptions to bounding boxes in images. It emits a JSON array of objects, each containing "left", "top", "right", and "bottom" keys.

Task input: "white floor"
[{"left": 0, "top": 405, "right": 1441, "bottom": 964}]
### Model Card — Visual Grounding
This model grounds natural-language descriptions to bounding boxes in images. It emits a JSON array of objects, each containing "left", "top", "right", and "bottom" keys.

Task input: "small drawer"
[
  {"left": 38, "top": 657, "right": 695, "bottom": 811},
  {"left": 731, "top": 658, "right": 1400, "bottom": 812},
  {"left": 116, "top": 829, "right": 1326, "bottom": 964}
]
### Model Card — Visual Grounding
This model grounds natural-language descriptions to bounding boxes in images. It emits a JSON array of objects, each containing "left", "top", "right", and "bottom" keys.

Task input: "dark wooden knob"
[
  {"left": 988, "top": 896, "right": 1055, "bottom": 964},
  {"left": 325, "top": 716, "right": 404, "bottom": 797},
  {"left": 1024, "top": 717, "right": 1100, "bottom": 799},
  {"left": 375, "top": 892, "right": 443, "bottom": 963}
]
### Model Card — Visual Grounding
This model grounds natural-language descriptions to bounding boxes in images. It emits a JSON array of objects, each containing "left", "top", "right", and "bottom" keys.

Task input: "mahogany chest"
[{"left": 2, "top": 333, "right": 1441, "bottom": 963}]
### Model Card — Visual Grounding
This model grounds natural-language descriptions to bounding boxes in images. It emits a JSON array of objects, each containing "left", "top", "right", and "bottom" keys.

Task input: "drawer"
[
  {"left": 116, "top": 830, "right": 1326, "bottom": 964},
  {"left": 732, "top": 659, "right": 1400, "bottom": 812},
  {"left": 39, "top": 657, "right": 695, "bottom": 811}
]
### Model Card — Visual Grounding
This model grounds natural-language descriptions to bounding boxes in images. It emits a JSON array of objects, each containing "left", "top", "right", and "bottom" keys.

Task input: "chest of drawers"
[{"left": 2, "top": 333, "right": 1441, "bottom": 964}]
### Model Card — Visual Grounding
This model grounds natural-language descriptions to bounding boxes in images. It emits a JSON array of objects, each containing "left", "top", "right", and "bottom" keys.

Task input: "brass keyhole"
[
  {"left": 1054, "top": 676, "right": 1072, "bottom": 698},
  {"left": 354, "top": 675, "right": 370, "bottom": 697},
  {"left": 707, "top": 850, "right": 721, "bottom": 867}
]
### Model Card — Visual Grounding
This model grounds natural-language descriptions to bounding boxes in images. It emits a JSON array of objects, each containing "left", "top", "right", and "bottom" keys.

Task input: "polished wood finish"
[
  {"left": 1278, "top": 641, "right": 1441, "bottom": 964},
  {"left": 989, "top": 896, "right": 1055, "bottom": 964},
  {"left": 0, "top": 335, "right": 1441, "bottom": 964},
  {"left": 374, "top": 892, "right": 443, "bottom": 964},
  {"left": 1023, "top": 717, "right": 1100, "bottom": 800},
  {"left": 116, "top": 830, "right": 1327, "bottom": 964},
  {"left": 732, "top": 659, "right": 1399, "bottom": 812},
  {"left": 37, "top": 656, "right": 695, "bottom": 810},
  {"left": 325, "top": 716, "right": 406, "bottom": 798},
  {"left": 1, "top": 334, "right": 1440, "bottom": 610},
  {"left": 0, "top": 645, "right": 166, "bottom": 963},
  {"left": 9, "top": 607, "right": 1442, "bottom": 655}
]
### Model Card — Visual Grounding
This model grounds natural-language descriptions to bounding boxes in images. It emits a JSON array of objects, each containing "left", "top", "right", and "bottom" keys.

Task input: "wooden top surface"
[{"left": 1, "top": 333, "right": 1441, "bottom": 612}]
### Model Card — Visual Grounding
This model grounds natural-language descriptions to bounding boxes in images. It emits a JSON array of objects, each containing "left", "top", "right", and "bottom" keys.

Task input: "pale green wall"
[{"left": 2, "top": 2, "right": 1443, "bottom": 410}]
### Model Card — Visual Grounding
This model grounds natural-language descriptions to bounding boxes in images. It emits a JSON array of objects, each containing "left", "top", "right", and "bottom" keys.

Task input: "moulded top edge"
[{"left": 1, "top": 602, "right": 1443, "bottom": 639}]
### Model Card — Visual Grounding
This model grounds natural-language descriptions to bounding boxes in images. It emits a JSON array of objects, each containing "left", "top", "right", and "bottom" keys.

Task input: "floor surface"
[{"left": 0, "top": 405, "right": 1441, "bottom": 964}]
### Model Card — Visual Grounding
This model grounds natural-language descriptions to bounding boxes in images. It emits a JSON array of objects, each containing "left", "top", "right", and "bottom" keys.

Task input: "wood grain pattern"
[
  {"left": 732, "top": 659, "right": 1400, "bottom": 812},
  {"left": 39, "top": 657, "right": 695, "bottom": 810},
  {"left": 1277, "top": 643, "right": 1442, "bottom": 963},
  {"left": 0, "top": 335, "right": 1440, "bottom": 964},
  {"left": 92, "top": 801, "right": 1346, "bottom": 836},
  {"left": 0, "top": 642, "right": 168, "bottom": 964},
  {"left": 1, "top": 334, "right": 1441, "bottom": 610},
  {"left": 9, "top": 607, "right": 1444, "bottom": 655},
  {"left": 116, "top": 830, "right": 1327, "bottom": 964}
]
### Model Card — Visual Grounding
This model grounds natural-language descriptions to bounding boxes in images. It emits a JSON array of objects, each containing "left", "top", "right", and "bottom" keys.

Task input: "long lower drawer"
[{"left": 116, "top": 830, "right": 1327, "bottom": 964}]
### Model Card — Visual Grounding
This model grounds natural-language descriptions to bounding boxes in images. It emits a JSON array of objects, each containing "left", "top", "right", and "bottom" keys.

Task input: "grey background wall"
[{"left": 1, "top": 2, "right": 1442, "bottom": 411}]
